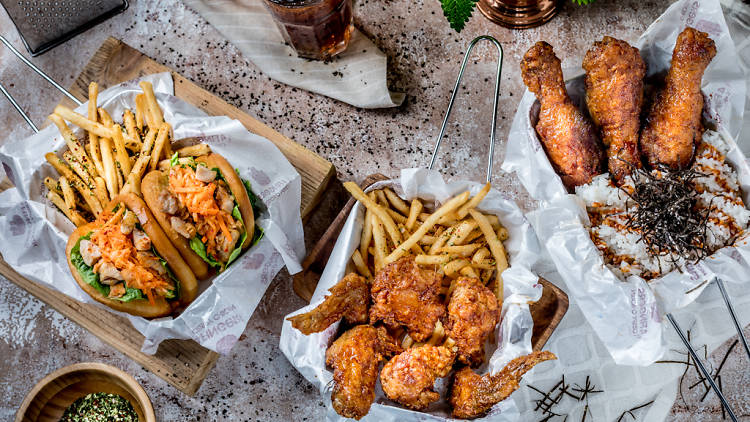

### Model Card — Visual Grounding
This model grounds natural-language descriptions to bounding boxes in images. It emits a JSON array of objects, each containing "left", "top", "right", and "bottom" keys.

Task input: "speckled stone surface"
[{"left": 1, "top": 0, "right": 748, "bottom": 420}]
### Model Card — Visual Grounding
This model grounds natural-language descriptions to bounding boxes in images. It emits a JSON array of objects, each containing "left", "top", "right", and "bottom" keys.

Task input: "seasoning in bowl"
[{"left": 60, "top": 392, "right": 138, "bottom": 422}]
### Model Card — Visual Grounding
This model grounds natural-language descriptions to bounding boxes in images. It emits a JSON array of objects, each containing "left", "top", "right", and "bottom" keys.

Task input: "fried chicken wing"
[
  {"left": 583, "top": 37, "right": 646, "bottom": 183},
  {"left": 521, "top": 41, "right": 605, "bottom": 189},
  {"left": 380, "top": 345, "right": 456, "bottom": 410},
  {"left": 325, "top": 325, "right": 381, "bottom": 420},
  {"left": 640, "top": 27, "right": 716, "bottom": 170},
  {"left": 445, "top": 277, "right": 501, "bottom": 367},
  {"left": 376, "top": 324, "right": 405, "bottom": 359},
  {"left": 287, "top": 273, "right": 369, "bottom": 335},
  {"left": 450, "top": 350, "right": 557, "bottom": 419},
  {"left": 370, "top": 256, "right": 445, "bottom": 342}
]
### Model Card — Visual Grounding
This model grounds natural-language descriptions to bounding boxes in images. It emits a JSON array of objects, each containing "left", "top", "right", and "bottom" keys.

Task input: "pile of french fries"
[
  {"left": 44, "top": 81, "right": 209, "bottom": 226},
  {"left": 343, "top": 182, "right": 510, "bottom": 348}
]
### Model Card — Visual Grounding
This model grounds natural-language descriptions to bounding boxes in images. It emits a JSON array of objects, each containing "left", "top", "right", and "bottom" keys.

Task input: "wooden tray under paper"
[{"left": 1, "top": 37, "right": 335, "bottom": 396}]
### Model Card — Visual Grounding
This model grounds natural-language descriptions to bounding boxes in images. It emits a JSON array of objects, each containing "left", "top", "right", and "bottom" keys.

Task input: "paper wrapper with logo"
[
  {"left": 279, "top": 169, "right": 548, "bottom": 421},
  {"left": 502, "top": 0, "right": 748, "bottom": 365},
  {"left": 0, "top": 72, "right": 305, "bottom": 355}
]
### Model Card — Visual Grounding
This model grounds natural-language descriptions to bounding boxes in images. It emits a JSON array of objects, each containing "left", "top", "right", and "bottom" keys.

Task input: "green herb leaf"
[
  {"left": 572, "top": 0, "right": 596, "bottom": 4},
  {"left": 440, "top": 0, "right": 478, "bottom": 32},
  {"left": 170, "top": 151, "right": 179, "bottom": 167},
  {"left": 189, "top": 235, "right": 222, "bottom": 268}
]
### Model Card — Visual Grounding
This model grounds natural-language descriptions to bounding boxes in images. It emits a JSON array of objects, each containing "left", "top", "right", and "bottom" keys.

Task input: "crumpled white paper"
[
  {"left": 0, "top": 72, "right": 305, "bottom": 355},
  {"left": 279, "top": 168, "right": 552, "bottom": 421},
  {"left": 502, "top": 0, "right": 749, "bottom": 366}
]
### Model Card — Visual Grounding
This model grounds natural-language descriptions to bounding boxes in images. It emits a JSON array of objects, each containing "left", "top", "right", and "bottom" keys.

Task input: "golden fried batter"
[
  {"left": 370, "top": 256, "right": 445, "bottom": 342},
  {"left": 450, "top": 350, "right": 557, "bottom": 419},
  {"left": 521, "top": 41, "right": 604, "bottom": 190},
  {"left": 380, "top": 345, "right": 456, "bottom": 410},
  {"left": 325, "top": 325, "right": 381, "bottom": 420},
  {"left": 583, "top": 37, "right": 646, "bottom": 183},
  {"left": 287, "top": 273, "right": 369, "bottom": 335},
  {"left": 376, "top": 324, "right": 405, "bottom": 359},
  {"left": 445, "top": 277, "right": 501, "bottom": 367},
  {"left": 640, "top": 27, "right": 716, "bottom": 170}
]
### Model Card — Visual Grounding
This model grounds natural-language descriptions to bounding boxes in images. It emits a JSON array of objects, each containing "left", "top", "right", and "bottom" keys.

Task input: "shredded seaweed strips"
[{"left": 621, "top": 166, "right": 713, "bottom": 268}]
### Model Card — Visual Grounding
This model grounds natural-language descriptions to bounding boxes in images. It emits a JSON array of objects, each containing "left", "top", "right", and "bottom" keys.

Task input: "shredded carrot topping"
[
  {"left": 90, "top": 206, "right": 173, "bottom": 304},
  {"left": 168, "top": 166, "right": 237, "bottom": 257}
]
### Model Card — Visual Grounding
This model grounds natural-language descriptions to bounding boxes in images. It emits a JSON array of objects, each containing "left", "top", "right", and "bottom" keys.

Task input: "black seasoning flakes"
[{"left": 60, "top": 392, "right": 139, "bottom": 422}]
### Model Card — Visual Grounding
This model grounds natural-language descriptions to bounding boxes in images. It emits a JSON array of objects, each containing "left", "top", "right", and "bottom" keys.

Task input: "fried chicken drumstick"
[
  {"left": 325, "top": 325, "right": 382, "bottom": 420},
  {"left": 446, "top": 277, "right": 501, "bottom": 367},
  {"left": 521, "top": 41, "right": 605, "bottom": 189},
  {"left": 287, "top": 273, "right": 369, "bottom": 334},
  {"left": 370, "top": 256, "right": 445, "bottom": 342},
  {"left": 380, "top": 345, "right": 456, "bottom": 410},
  {"left": 583, "top": 37, "right": 646, "bottom": 184},
  {"left": 450, "top": 350, "right": 557, "bottom": 419},
  {"left": 640, "top": 27, "right": 716, "bottom": 170}
]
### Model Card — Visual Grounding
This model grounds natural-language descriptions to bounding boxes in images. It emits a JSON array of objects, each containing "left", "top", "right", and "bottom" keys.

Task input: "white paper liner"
[
  {"left": 279, "top": 168, "right": 552, "bottom": 421},
  {"left": 0, "top": 72, "right": 305, "bottom": 355},
  {"left": 501, "top": 0, "right": 749, "bottom": 366}
]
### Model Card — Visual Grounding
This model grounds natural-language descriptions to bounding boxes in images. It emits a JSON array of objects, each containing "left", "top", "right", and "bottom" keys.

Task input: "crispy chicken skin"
[
  {"left": 450, "top": 350, "right": 557, "bottom": 419},
  {"left": 370, "top": 256, "right": 445, "bottom": 342},
  {"left": 325, "top": 325, "right": 381, "bottom": 420},
  {"left": 445, "top": 277, "right": 501, "bottom": 367},
  {"left": 521, "top": 41, "right": 605, "bottom": 190},
  {"left": 287, "top": 273, "right": 369, "bottom": 335},
  {"left": 640, "top": 27, "right": 716, "bottom": 170},
  {"left": 376, "top": 324, "right": 405, "bottom": 359},
  {"left": 583, "top": 37, "right": 646, "bottom": 183},
  {"left": 380, "top": 345, "right": 456, "bottom": 410}
]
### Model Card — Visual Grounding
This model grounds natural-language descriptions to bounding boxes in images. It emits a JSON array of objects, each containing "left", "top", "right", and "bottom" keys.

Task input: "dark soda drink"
[{"left": 263, "top": 0, "right": 354, "bottom": 60}]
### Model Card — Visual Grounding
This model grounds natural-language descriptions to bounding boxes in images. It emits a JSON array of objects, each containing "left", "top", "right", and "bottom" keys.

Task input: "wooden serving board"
[
  {"left": 1, "top": 37, "right": 335, "bottom": 396},
  {"left": 293, "top": 174, "right": 569, "bottom": 351}
]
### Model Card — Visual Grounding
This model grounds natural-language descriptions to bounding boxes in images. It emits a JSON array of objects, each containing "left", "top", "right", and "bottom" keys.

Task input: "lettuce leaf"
[
  {"left": 70, "top": 233, "right": 109, "bottom": 297},
  {"left": 113, "top": 287, "right": 145, "bottom": 302},
  {"left": 189, "top": 236, "right": 222, "bottom": 268}
]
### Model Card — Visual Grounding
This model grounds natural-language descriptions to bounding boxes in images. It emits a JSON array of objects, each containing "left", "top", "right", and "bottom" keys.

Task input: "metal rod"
[
  {"left": 715, "top": 277, "right": 750, "bottom": 364},
  {"left": 428, "top": 35, "right": 503, "bottom": 183},
  {"left": 0, "top": 34, "right": 82, "bottom": 106},
  {"left": 0, "top": 82, "right": 38, "bottom": 132},
  {"left": 666, "top": 313, "right": 738, "bottom": 422}
]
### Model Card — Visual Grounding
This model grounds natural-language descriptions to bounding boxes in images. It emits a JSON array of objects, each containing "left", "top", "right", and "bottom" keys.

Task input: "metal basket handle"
[
  {"left": 0, "top": 34, "right": 82, "bottom": 133},
  {"left": 428, "top": 35, "right": 503, "bottom": 184}
]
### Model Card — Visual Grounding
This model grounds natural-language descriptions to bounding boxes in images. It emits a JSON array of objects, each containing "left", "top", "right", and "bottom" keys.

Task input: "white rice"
[{"left": 576, "top": 130, "right": 750, "bottom": 280}]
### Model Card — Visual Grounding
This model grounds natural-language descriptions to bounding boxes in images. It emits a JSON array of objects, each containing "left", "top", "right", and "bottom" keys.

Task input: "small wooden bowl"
[{"left": 16, "top": 362, "right": 156, "bottom": 422}]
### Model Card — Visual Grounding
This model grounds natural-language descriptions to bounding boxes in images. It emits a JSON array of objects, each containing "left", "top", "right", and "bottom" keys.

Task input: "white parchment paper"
[
  {"left": 279, "top": 168, "right": 553, "bottom": 421},
  {"left": 0, "top": 72, "right": 305, "bottom": 355},
  {"left": 501, "top": 0, "right": 749, "bottom": 366}
]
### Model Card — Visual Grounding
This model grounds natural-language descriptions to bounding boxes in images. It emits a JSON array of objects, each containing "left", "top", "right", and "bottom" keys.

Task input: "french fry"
[
  {"left": 176, "top": 143, "right": 211, "bottom": 157},
  {"left": 47, "top": 191, "right": 86, "bottom": 226},
  {"left": 45, "top": 152, "right": 102, "bottom": 215},
  {"left": 62, "top": 150, "right": 94, "bottom": 188},
  {"left": 140, "top": 128, "right": 156, "bottom": 156},
  {"left": 426, "top": 321, "right": 445, "bottom": 346},
  {"left": 439, "top": 243, "right": 482, "bottom": 257},
  {"left": 87, "top": 82, "right": 104, "bottom": 177},
  {"left": 94, "top": 177, "right": 109, "bottom": 204},
  {"left": 405, "top": 199, "right": 422, "bottom": 232},
  {"left": 135, "top": 94, "right": 146, "bottom": 129},
  {"left": 149, "top": 123, "right": 171, "bottom": 170},
  {"left": 53, "top": 105, "right": 112, "bottom": 139},
  {"left": 98, "top": 107, "right": 114, "bottom": 127},
  {"left": 444, "top": 258, "right": 471, "bottom": 278},
  {"left": 58, "top": 176, "right": 75, "bottom": 209},
  {"left": 384, "top": 188, "right": 409, "bottom": 215},
  {"left": 443, "top": 337, "right": 456, "bottom": 350},
  {"left": 123, "top": 110, "right": 142, "bottom": 151},
  {"left": 43, "top": 177, "right": 61, "bottom": 195},
  {"left": 122, "top": 154, "right": 151, "bottom": 194},
  {"left": 343, "top": 182, "right": 402, "bottom": 246},
  {"left": 415, "top": 254, "right": 454, "bottom": 266},
  {"left": 111, "top": 124, "right": 132, "bottom": 177},
  {"left": 384, "top": 191, "right": 470, "bottom": 265},
  {"left": 456, "top": 183, "right": 491, "bottom": 219},
  {"left": 469, "top": 209, "right": 508, "bottom": 302},
  {"left": 385, "top": 207, "right": 407, "bottom": 224},
  {"left": 428, "top": 224, "right": 456, "bottom": 254},
  {"left": 375, "top": 189, "right": 388, "bottom": 206},
  {"left": 139, "top": 81, "right": 164, "bottom": 131},
  {"left": 351, "top": 249, "right": 372, "bottom": 279},
  {"left": 371, "top": 213, "right": 388, "bottom": 272},
  {"left": 497, "top": 226, "right": 509, "bottom": 241},
  {"left": 49, "top": 114, "right": 97, "bottom": 179},
  {"left": 158, "top": 157, "right": 192, "bottom": 170},
  {"left": 401, "top": 334, "right": 414, "bottom": 349},
  {"left": 418, "top": 235, "right": 437, "bottom": 245},
  {"left": 472, "top": 247, "right": 490, "bottom": 264},
  {"left": 99, "top": 137, "right": 118, "bottom": 198},
  {"left": 448, "top": 220, "right": 479, "bottom": 246},
  {"left": 459, "top": 266, "right": 480, "bottom": 279},
  {"left": 360, "top": 208, "right": 373, "bottom": 266}
]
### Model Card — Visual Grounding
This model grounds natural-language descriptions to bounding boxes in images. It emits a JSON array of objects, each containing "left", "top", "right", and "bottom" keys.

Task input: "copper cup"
[{"left": 477, "top": 0, "right": 561, "bottom": 29}]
